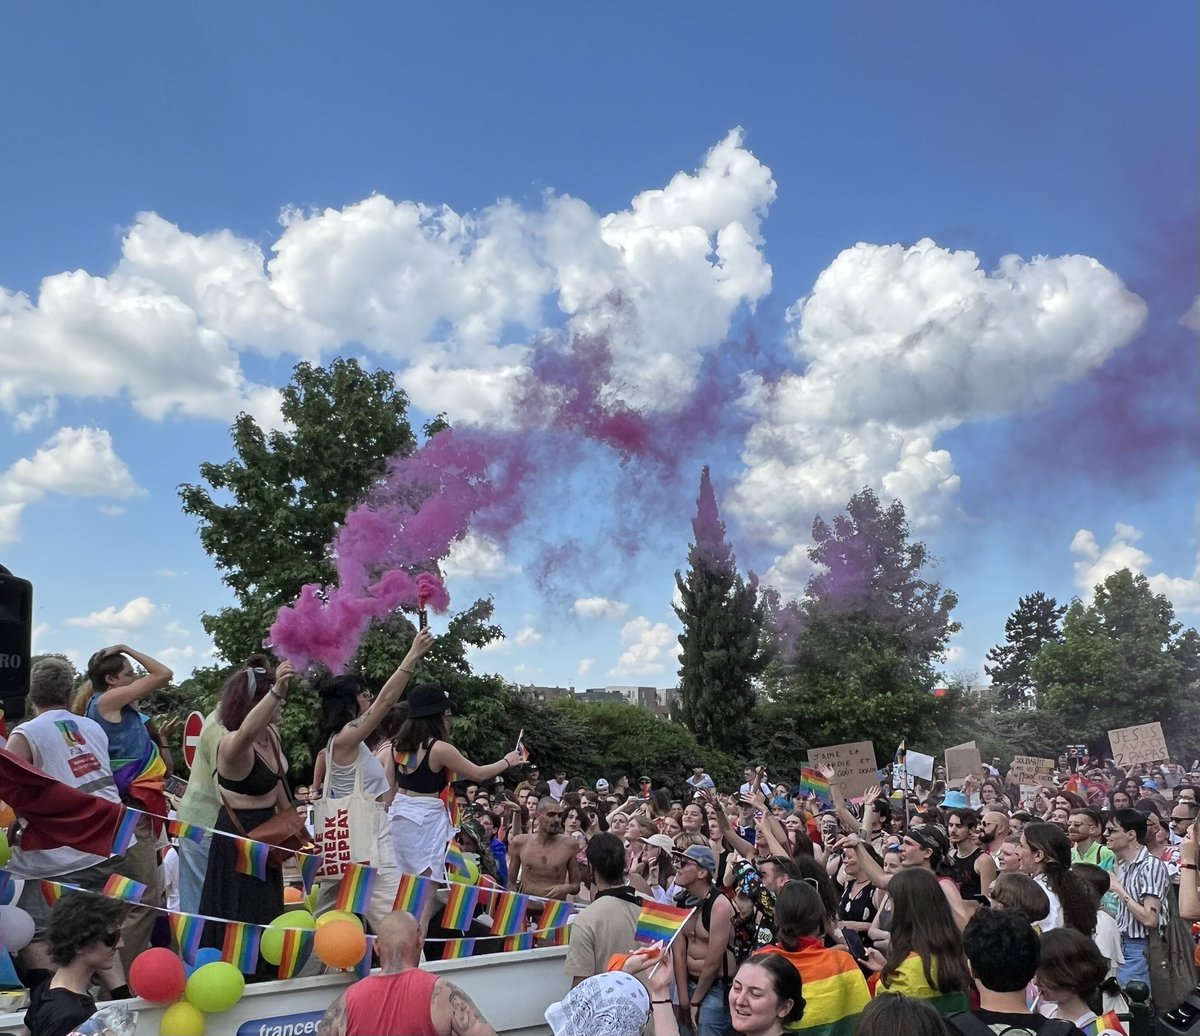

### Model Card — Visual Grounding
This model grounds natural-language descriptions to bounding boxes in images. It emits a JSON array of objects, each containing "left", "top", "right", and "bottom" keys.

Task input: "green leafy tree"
[
  {"left": 768, "top": 487, "right": 960, "bottom": 756},
  {"left": 674, "top": 467, "right": 767, "bottom": 757},
  {"left": 1033, "top": 569, "right": 1197, "bottom": 754},
  {"left": 984, "top": 592, "right": 1066, "bottom": 710},
  {"left": 179, "top": 358, "right": 417, "bottom": 665}
]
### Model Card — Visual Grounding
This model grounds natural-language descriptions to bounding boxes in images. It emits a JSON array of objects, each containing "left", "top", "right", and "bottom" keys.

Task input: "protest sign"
[
  {"left": 945, "top": 741, "right": 982, "bottom": 788},
  {"left": 1108, "top": 722, "right": 1168, "bottom": 768},
  {"left": 907, "top": 751, "right": 935, "bottom": 782},
  {"left": 808, "top": 741, "right": 879, "bottom": 798},
  {"left": 1010, "top": 755, "right": 1056, "bottom": 784}
]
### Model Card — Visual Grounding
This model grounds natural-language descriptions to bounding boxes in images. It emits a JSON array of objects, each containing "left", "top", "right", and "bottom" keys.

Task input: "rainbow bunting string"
[
  {"left": 235, "top": 838, "right": 271, "bottom": 881},
  {"left": 298, "top": 851, "right": 322, "bottom": 894},
  {"left": 393, "top": 874, "right": 436, "bottom": 918},
  {"left": 40, "top": 880, "right": 63, "bottom": 907},
  {"left": 222, "top": 922, "right": 262, "bottom": 975},
  {"left": 334, "top": 862, "right": 378, "bottom": 914},
  {"left": 170, "top": 912, "right": 205, "bottom": 964},
  {"left": 538, "top": 899, "right": 572, "bottom": 932},
  {"left": 443, "top": 938, "right": 476, "bottom": 959},
  {"left": 634, "top": 902, "right": 692, "bottom": 945},
  {"left": 353, "top": 935, "right": 377, "bottom": 979},
  {"left": 443, "top": 882, "right": 482, "bottom": 930},
  {"left": 168, "top": 819, "right": 206, "bottom": 844},
  {"left": 445, "top": 843, "right": 469, "bottom": 879},
  {"left": 102, "top": 874, "right": 147, "bottom": 904},
  {"left": 502, "top": 931, "right": 535, "bottom": 952},
  {"left": 277, "top": 927, "right": 315, "bottom": 980},
  {"left": 543, "top": 924, "right": 571, "bottom": 947},
  {"left": 110, "top": 808, "right": 139, "bottom": 856},
  {"left": 490, "top": 892, "right": 528, "bottom": 937}
]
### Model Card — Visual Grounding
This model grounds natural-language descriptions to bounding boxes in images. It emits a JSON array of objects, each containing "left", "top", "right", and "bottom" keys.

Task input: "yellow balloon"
[
  {"left": 160, "top": 1000, "right": 206, "bottom": 1036},
  {"left": 315, "top": 909, "right": 363, "bottom": 932}
]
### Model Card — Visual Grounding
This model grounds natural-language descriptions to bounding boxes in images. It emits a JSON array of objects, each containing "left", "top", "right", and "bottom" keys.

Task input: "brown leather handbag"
[{"left": 217, "top": 738, "right": 313, "bottom": 869}]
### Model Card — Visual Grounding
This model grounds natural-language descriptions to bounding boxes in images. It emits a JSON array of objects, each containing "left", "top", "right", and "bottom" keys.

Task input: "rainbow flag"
[
  {"left": 1083, "top": 1012, "right": 1127, "bottom": 1036},
  {"left": 277, "top": 927, "right": 315, "bottom": 980},
  {"left": 40, "top": 880, "right": 64, "bottom": 906},
  {"left": 168, "top": 819, "right": 206, "bottom": 844},
  {"left": 297, "top": 851, "right": 322, "bottom": 893},
  {"left": 800, "top": 766, "right": 833, "bottom": 806},
  {"left": 0, "top": 870, "right": 11, "bottom": 904},
  {"left": 503, "top": 931, "right": 535, "bottom": 952},
  {"left": 491, "top": 891, "right": 528, "bottom": 937},
  {"left": 445, "top": 843, "right": 470, "bottom": 880},
  {"left": 110, "top": 808, "right": 139, "bottom": 856},
  {"left": 103, "top": 874, "right": 147, "bottom": 904},
  {"left": 441, "top": 784, "right": 461, "bottom": 830},
  {"left": 393, "top": 874, "right": 436, "bottom": 918},
  {"left": 542, "top": 924, "right": 571, "bottom": 947},
  {"left": 334, "top": 862, "right": 378, "bottom": 914},
  {"left": 222, "top": 921, "right": 262, "bottom": 975},
  {"left": 443, "top": 882, "right": 482, "bottom": 930},
  {"left": 635, "top": 901, "right": 693, "bottom": 945},
  {"left": 170, "top": 912, "right": 205, "bottom": 964},
  {"left": 442, "top": 938, "right": 476, "bottom": 959},
  {"left": 235, "top": 836, "right": 270, "bottom": 880},
  {"left": 539, "top": 899, "right": 573, "bottom": 932},
  {"left": 757, "top": 943, "right": 869, "bottom": 1036},
  {"left": 353, "top": 935, "right": 376, "bottom": 980}
]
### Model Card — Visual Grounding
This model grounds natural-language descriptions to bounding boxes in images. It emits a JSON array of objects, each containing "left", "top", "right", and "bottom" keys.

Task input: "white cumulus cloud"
[
  {"left": 578, "top": 658, "right": 594, "bottom": 676},
  {"left": 67, "top": 596, "right": 158, "bottom": 630},
  {"left": 0, "top": 427, "right": 144, "bottom": 545},
  {"left": 610, "top": 617, "right": 679, "bottom": 677},
  {"left": 442, "top": 532, "right": 520, "bottom": 580},
  {"left": 761, "top": 543, "right": 822, "bottom": 600},
  {"left": 573, "top": 596, "right": 630, "bottom": 620},
  {"left": 1070, "top": 523, "right": 1200, "bottom": 613},
  {"left": 514, "top": 626, "right": 542, "bottom": 647}
]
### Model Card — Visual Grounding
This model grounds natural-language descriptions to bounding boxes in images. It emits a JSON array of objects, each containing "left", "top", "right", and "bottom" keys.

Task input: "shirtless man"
[
  {"left": 671, "top": 844, "right": 734, "bottom": 1036},
  {"left": 507, "top": 797, "right": 581, "bottom": 900}
]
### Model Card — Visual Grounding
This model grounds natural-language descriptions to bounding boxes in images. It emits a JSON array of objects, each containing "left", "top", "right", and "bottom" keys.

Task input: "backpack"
[{"left": 946, "top": 1012, "right": 1082, "bottom": 1036}]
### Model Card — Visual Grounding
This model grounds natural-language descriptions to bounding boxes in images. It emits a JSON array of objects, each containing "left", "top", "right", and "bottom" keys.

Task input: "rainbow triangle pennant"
[
  {"left": 442, "top": 937, "right": 475, "bottom": 959},
  {"left": 168, "top": 819, "right": 206, "bottom": 844},
  {"left": 110, "top": 808, "right": 139, "bottom": 856},
  {"left": 170, "top": 912, "right": 205, "bottom": 964},
  {"left": 490, "top": 891, "right": 528, "bottom": 937},
  {"left": 393, "top": 874, "right": 436, "bottom": 918},
  {"left": 235, "top": 838, "right": 271, "bottom": 881},
  {"left": 443, "top": 882, "right": 482, "bottom": 930},
  {"left": 538, "top": 899, "right": 573, "bottom": 931},
  {"left": 277, "top": 927, "right": 315, "bottom": 980},
  {"left": 334, "top": 862, "right": 378, "bottom": 914},
  {"left": 222, "top": 921, "right": 262, "bottom": 975},
  {"left": 297, "top": 851, "right": 322, "bottom": 894},
  {"left": 635, "top": 901, "right": 693, "bottom": 945},
  {"left": 103, "top": 874, "right": 147, "bottom": 904},
  {"left": 502, "top": 931, "right": 535, "bottom": 952}
]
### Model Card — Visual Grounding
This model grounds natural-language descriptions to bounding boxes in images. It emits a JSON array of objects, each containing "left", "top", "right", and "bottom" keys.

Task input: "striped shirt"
[{"left": 1115, "top": 846, "right": 1169, "bottom": 939}]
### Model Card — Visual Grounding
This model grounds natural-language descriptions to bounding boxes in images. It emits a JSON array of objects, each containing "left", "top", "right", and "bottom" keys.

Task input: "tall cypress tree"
[{"left": 674, "top": 467, "right": 765, "bottom": 756}]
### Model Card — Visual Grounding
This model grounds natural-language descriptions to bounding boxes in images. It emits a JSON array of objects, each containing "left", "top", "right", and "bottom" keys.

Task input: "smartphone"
[
  {"left": 419, "top": 607, "right": 428, "bottom": 630},
  {"left": 842, "top": 930, "right": 868, "bottom": 962},
  {"left": 165, "top": 775, "right": 188, "bottom": 798}
]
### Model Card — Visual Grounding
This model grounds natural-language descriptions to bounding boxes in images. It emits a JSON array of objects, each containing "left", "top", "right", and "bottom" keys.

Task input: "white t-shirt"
[
  {"left": 1033, "top": 874, "right": 1063, "bottom": 931},
  {"left": 161, "top": 845, "right": 180, "bottom": 912}
]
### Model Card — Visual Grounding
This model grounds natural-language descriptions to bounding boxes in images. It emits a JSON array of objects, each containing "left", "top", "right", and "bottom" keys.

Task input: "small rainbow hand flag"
[
  {"left": 222, "top": 921, "right": 262, "bottom": 975},
  {"left": 634, "top": 901, "right": 693, "bottom": 945},
  {"left": 235, "top": 837, "right": 271, "bottom": 881},
  {"left": 445, "top": 843, "right": 470, "bottom": 880},
  {"left": 443, "top": 882, "right": 482, "bottom": 930},
  {"left": 502, "top": 931, "right": 535, "bottom": 952},
  {"left": 539, "top": 899, "right": 573, "bottom": 932},
  {"left": 110, "top": 808, "right": 139, "bottom": 856},
  {"left": 542, "top": 924, "right": 571, "bottom": 947},
  {"left": 277, "top": 927, "right": 315, "bottom": 980},
  {"left": 170, "top": 912, "right": 205, "bottom": 964},
  {"left": 168, "top": 819, "right": 206, "bottom": 844},
  {"left": 41, "top": 880, "right": 64, "bottom": 907},
  {"left": 490, "top": 891, "right": 528, "bottom": 936},
  {"left": 393, "top": 874, "right": 436, "bottom": 918},
  {"left": 334, "top": 862, "right": 378, "bottom": 915},
  {"left": 297, "top": 851, "right": 322, "bottom": 894},
  {"left": 441, "top": 785, "right": 461, "bottom": 829},
  {"left": 442, "top": 937, "right": 476, "bottom": 959},
  {"left": 800, "top": 767, "right": 832, "bottom": 805},
  {"left": 103, "top": 874, "right": 147, "bottom": 904},
  {"left": 1083, "top": 1012, "right": 1126, "bottom": 1036}
]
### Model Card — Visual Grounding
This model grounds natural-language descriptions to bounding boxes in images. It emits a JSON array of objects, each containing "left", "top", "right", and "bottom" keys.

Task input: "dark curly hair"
[
  {"left": 962, "top": 905, "right": 1040, "bottom": 992},
  {"left": 314, "top": 673, "right": 372, "bottom": 752},
  {"left": 857, "top": 995, "right": 951, "bottom": 1036},
  {"left": 47, "top": 892, "right": 127, "bottom": 966},
  {"left": 1020, "top": 823, "right": 1098, "bottom": 935}
]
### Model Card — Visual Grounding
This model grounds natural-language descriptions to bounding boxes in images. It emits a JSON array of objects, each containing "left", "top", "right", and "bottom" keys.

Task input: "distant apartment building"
[
  {"left": 518, "top": 684, "right": 574, "bottom": 704},
  {"left": 584, "top": 685, "right": 677, "bottom": 719}
]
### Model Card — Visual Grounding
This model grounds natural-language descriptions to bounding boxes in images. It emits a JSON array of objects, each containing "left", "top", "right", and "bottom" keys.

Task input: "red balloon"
[{"left": 129, "top": 947, "right": 187, "bottom": 1003}]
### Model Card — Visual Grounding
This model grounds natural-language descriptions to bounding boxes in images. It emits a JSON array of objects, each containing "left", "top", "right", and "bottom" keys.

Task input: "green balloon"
[
  {"left": 184, "top": 961, "right": 245, "bottom": 1013},
  {"left": 261, "top": 910, "right": 315, "bottom": 965},
  {"left": 0, "top": 829, "right": 9, "bottom": 869}
]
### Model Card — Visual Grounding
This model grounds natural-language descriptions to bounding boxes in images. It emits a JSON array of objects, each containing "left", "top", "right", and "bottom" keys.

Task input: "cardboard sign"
[
  {"left": 808, "top": 741, "right": 879, "bottom": 797},
  {"left": 1010, "top": 755, "right": 1056, "bottom": 784},
  {"left": 1108, "top": 722, "right": 1169, "bottom": 768},
  {"left": 944, "top": 741, "right": 982, "bottom": 788},
  {"left": 907, "top": 750, "right": 935, "bottom": 782}
]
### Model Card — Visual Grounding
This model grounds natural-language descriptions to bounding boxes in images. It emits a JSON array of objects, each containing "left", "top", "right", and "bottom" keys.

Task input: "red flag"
[{"left": 0, "top": 747, "right": 122, "bottom": 857}]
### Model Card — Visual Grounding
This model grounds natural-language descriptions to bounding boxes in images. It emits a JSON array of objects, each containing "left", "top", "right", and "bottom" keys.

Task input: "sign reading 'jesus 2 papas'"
[{"left": 1108, "top": 722, "right": 1169, "bottom": 768}]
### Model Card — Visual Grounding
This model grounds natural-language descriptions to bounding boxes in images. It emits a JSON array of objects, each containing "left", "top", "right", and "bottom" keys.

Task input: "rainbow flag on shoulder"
[
  {"left": 634, "top": 901, "right": 693, "bottom": 945},
  {"left": 1082, "top": 1012, "right": 1126, "bottom": 1036}
]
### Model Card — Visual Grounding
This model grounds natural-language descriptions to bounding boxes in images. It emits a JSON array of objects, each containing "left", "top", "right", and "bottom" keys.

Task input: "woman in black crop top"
[
  {"left": 386, "top": 683, "right": 525, "bottom": 893},
  {"left": 197, "top": 656, "right": 295, "bottom": 979}
]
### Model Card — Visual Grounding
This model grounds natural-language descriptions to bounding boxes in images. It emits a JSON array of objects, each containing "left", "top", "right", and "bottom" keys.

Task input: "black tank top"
[
  {"left": 394, "top": 739, "right": 449, "bottom": 794},
  {"left": 218, "top": 751, "right": 283, "bottom": 797},
  {"left": 948, "top": 847, "right": 983, "bottom": 898}
]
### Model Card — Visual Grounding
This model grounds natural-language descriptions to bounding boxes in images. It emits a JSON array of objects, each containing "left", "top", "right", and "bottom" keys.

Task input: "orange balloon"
[
  {"left": 283, "top": 886, "right": 304, "bottom": 904},
  {"left": 0, "top": 804, "right": 15, "bottom": 828},
  {"left": 314, "top": 920, "right": 367, "bottom": 970}
]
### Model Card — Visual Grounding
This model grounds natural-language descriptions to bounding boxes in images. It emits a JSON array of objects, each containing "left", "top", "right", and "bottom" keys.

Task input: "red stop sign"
[{"left": 182, "top": 710, "right": 204, "bottom": 771}]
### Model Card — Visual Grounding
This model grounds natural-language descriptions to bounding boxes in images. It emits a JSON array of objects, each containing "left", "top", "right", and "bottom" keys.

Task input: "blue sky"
[{"left": 1, "top": 3, "right": 1196, "bottom": 692}]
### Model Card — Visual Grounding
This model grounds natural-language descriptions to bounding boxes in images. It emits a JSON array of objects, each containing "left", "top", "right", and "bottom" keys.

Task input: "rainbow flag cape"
[
  {"left": 635, "top": 901, "right": 693, "bottom": 945},
  {"left": 235, "top": 837, "right": 271, "bottom": 881},
  {"left": 539, "top": 899, "right": 573, "bottom": 931},
  {"left": 758, "top": 943, "right": 869, "bottom": 1036},
  {"left": 393, "top": 874, "right": 437, "bottom": 918},
  {"left": 1082, "top": 1012, "right": 1127, "bottom": 1036},
  {"left": 170, "top": 912, "right": 205, "bottom": 964},
  {"left": 353, "top": 935, "right": 377, "bottom": 980},
  {"left": 443, "top": 882, "right": 482, "bottom": 930},
  {"left": 334, "top": 862, "right": 378, "bottom": 914},
  {"left": 40, "top": 880, "right": 64, "bottom": 906},
  {"left": 168, "top": 819, "right": 206, "bottom": 844},
  {"left": 222, "top": 921, "right": 262, "bottom": 975},
  {"left": 491, "top": 892, "right": 528, "bottom": 936},
  {"left": 102, "top": 874, "right": 147, "bottom": 904},
  {"left": 297, "top": 851, "right": 322, "bottom": 893},
  {"left": 442, "top": 937, "right": 476, "bottom": 959},
  {"left": 110, "top": 808, "right": 139, "bottom": 856},
  {"left": 503, "top": 931, "right": 535, "bottom": 952},
  {"left": 112, "top": 739, "right": 168, "bottom": 835},
  {"left": 277, "top": 927, "right": 315, "bottom": 980},
  {"left": 800, "top": 767, "right": 833, "bottom": 805}
]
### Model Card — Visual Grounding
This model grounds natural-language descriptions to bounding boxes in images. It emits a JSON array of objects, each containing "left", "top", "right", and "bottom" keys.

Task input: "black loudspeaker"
[{"left": 0, "top": 564, "right": 33, "bottom": 724}]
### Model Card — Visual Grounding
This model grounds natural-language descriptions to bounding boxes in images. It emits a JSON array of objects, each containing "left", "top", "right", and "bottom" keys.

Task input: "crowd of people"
[{"left": 1, "top": 642, "right": 1198, "bottom": 1036}]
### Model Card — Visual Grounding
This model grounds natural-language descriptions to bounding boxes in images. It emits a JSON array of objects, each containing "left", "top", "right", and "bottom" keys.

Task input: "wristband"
[
  {"left": 270, "top": 689, "right": 288, "bottom": 703},
  {"left": 652, "top": 999, "right": 672, "bottom": 1005},
  {"left": 1183, "top": 863, "right": 1198, "bottom": 871},
  {"left": 399, "top": 665, "right": 416, "bottom": 674}
]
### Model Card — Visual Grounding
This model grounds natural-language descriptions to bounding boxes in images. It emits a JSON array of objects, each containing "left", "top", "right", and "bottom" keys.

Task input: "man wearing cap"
[
  {"left": 595, "top": 777, "right": 611, "bottom": 796},
  {"left": 637, "top": 775, "right": 653, "bottom": 799},
  {"left": 507, "top": 797, "right": 581, "bottom": 901},
  {"left": 564, "top": 832, "right": 645, "bottom": 988},
  {"left": 672, "top": 843, "right": 734, "bottom": 1036}
]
